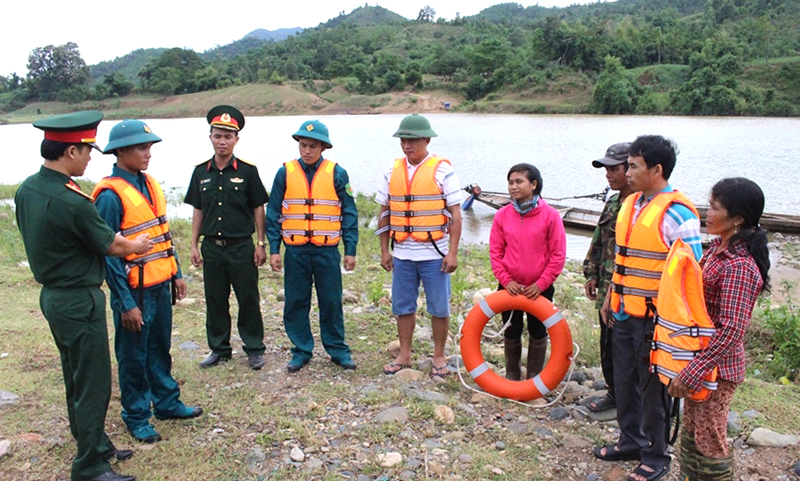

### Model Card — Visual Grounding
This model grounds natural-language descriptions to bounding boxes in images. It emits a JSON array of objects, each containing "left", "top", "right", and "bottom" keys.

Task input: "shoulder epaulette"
[
  {"left": 237, "top": 158, "right": 255, "bottom": 166},
  {"left": 64, "top": 182, "right": 93, "bottom": 200},
  {"left": 196, "top": 159, "right": 211, "bottom": 167}
]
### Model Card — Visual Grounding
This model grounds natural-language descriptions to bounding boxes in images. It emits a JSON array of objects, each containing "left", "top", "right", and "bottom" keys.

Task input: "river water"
[{"left": 3, "top": 114, "right": 798, "bottom": 259}]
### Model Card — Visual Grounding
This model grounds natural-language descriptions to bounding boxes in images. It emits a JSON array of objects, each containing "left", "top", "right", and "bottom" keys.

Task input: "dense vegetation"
[{"left": 1, "top": 0, "right": 798, "bottom": 116}]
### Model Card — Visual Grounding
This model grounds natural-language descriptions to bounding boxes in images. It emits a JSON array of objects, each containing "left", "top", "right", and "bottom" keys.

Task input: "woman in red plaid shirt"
[{"left": 668, "top": 178, "right": 770, "bottom": 480}]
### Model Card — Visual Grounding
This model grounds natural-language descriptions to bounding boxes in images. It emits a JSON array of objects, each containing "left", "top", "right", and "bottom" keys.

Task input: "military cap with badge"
[
  {"left": 292, "top": 120, "right": 333, "bottom": 149},
  {"left": 33, "top": 110, "right": 104, "bottom": 151},
  {"left": 103, "top": 119, "right": 162, "bottom": 154},
  {"left": 207, "top": 105, "right": 245, "bottom": 132}
]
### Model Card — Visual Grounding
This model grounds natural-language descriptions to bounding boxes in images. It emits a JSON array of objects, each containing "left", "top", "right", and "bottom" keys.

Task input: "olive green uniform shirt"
[
  {"left": 583, "top": 192, "right": 622, "bottom": 311},
  {"left": 184, "top": 156, "right": 269, "bottom": 238},
  {"left": 15, "top": 166, "right": 115, "bottom": 287}
]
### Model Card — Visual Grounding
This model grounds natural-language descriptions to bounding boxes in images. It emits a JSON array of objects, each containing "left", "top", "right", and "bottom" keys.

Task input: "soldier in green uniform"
[
  {"left": 266, "top": 120, "right": 358, "bottom": 373},
  {"left": 15, "top": 111, "right": 152, "bottom": 481},
  {"left": 582, "top": 142, "right": 633, "bottom": 413},
  {"left": 184, "top": 106, "right": 269, "bottom": 370}
]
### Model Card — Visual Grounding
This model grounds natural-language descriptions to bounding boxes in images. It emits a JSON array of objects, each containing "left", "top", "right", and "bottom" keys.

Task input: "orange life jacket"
[
  {"left": 650, "top": 238, "right": 718, "bottom": 401},
  {"left": 280, "top": 159, "right": 342, "bottom": 246},
  {"left": 388, "top": 156, "right": 451, "bottom": 242},
  {"left": 611, "top": 190, "right": 698, "bottom": 318},
  {"left": 92, "top": 174, "right": 178, "bottom": 288}
]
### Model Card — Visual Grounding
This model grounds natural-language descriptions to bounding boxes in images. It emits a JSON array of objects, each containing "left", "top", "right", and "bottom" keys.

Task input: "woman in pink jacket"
[{"left": 490, "top": 163, "right": 566, "bottom": 380}]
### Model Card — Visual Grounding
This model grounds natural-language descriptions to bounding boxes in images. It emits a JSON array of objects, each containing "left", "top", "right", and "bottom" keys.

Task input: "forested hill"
[{"left": 3, "top": 0, "right": 799, "bottom": 117}]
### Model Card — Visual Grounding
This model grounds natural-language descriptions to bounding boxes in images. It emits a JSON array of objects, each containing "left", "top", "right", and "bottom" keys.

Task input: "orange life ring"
[{"left": 460, "top": 290, "right": 573, "bottom": 402}]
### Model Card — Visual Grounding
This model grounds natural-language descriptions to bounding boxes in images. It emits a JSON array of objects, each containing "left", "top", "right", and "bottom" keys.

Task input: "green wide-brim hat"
[
  {"left": 292, "top": 120, "right": 332, "bottom": 149},
  {"left": 392, "top": 114, "right": 437, "bottom": 139},
  {"left": 103, "top": 120, "right": 162, "bottom": 154}
]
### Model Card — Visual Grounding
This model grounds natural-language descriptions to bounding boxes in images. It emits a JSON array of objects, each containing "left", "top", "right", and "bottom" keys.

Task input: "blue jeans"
[{"left": 392, "top": 257, "right": 451, "bottom": 318}]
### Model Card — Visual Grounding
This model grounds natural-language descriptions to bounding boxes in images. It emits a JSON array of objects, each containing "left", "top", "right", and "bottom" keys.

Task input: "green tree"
[
  {"left": 417, "top": 6, "right": 436, "bottom": 23},
  {"left": 101, "top": 72, "right": 134, "bottom": 97},
  {"left": 467, "top": 38, "right": 510, "bottom": 76},
  {"left": 138, "top": 48, "right": 204, "bottom": 94},
  {"left": 383, "top": 70, "right": 403, "bottom": 91},
  {"left": 592, "top": 56, "right": 641, "bottom": 114},
  {"left": 26, "top": 42, "right": 90, "bottom": 101}
]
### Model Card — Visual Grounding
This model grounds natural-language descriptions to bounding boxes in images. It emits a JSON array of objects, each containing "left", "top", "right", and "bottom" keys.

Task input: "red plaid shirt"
[{"left": 679, "top": 238, "right": 763, "bottom": 390}]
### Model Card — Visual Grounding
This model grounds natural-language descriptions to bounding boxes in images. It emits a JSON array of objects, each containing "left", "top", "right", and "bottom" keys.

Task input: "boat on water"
[{"left": 462, "top": 184, "right": 800, "bottom": 235}]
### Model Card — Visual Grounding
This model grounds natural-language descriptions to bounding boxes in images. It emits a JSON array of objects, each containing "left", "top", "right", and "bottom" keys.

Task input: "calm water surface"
[{"left": 4, "top": 114, "right": 798, "bottom": 258}]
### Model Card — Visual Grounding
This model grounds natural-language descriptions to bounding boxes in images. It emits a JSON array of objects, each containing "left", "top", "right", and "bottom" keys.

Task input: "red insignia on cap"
[
  {"left": 44, "top": 128, "right": 98, "bottom": 144},
  {"left": 210, "top": 113, "right": 240, "bottom": 130}
]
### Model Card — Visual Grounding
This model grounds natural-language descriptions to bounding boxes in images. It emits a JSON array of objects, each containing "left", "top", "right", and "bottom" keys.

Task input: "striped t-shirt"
[{"left": 375, "top": 155, "right": 462, "bottom": 261}]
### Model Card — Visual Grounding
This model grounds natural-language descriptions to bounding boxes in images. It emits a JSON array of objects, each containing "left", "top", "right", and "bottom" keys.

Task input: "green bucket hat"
[
  {"left": 393, "top": 114, "right": 437, "bottom": 139},
  {"left": 103, "top": 120, "right": 162, "bottom": 154},
  {"left": 292, "top": 120, "right": 332, "bottom": 149}
]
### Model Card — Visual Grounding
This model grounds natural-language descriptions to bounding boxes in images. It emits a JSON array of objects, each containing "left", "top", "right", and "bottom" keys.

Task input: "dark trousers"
[
  {"left": 283, "top": 244, "right": 351, "bottom": 362},
  {"left": 201, "top": 238, "right": 265, "bottom": 356},
  {"left": 40, "top": 286, "right": 114, "bottom": 481},
  {"left": 113, "top": 282, "right": 183, "bottom": 431},
  {"left": 612, "top": 315, "right": 671, "bottom": 468},
  {"left": 498, "top": 283, "right": 554, "bottom": 340},
  {"left": 599, "top": 312, "right": 615, "bottom": 398}
]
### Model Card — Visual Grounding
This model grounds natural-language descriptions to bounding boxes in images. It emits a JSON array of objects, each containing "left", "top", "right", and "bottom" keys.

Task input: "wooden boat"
[{"left": 463, "top": 184, "right": 800, "bottom": 235}]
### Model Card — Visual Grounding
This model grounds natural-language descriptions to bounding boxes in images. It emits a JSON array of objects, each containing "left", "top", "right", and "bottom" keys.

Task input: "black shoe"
[
  {"left": 89, "top": 468, "right": 136, "bottom": 481},
  {"left": 155, "top": 406, "right": 203, "bottom": 420},
  {"left": 106, "top": 446, "right": 134, "bottom": 461},
  {"left": 287, "top": 357, "right": 310, "bottom": 373},
  {"left": 248, "top": 355, "right": 265, "bottom": 370},
  {"left": 332, "top": 358, "right": 357, "bottom": 371},
  {"left": 200, "top": 352, "right": 229, "bottom": 368}
]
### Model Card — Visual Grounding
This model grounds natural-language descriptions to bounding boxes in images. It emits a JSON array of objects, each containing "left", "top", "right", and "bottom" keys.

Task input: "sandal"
[
  {"left": 430, "top": 364, "right": 451, "bottom": 378},
  {"left": 383, "top": 361, "right": 410, "bottom": 375},
  {"left": 588, "top": 393, "right": 617, "bottom": 412},
  {"left": 593, "top": 443, "right": 640, "bottom": 462},
  {"left": 628, "top": 463, "right": 669, "bottom": 481}
]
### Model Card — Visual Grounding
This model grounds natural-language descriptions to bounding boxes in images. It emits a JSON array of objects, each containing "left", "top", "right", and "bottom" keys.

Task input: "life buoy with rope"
[{"left": 460, "top": 290, "right": 573, "bottom": 402}]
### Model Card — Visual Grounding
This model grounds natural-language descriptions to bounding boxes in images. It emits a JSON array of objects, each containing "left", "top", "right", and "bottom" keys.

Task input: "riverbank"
[
  {"left": 0, "top": 82, "right": 466, "bottom": 125},
  {"left": 1, "top": 198, "right": 800, "bottom": 479}
]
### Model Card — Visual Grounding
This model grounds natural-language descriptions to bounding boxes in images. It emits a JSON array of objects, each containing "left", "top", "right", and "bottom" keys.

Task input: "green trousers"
[
  {"left": 40, "top": 286, "right": 114, "bottom": 481},
  {"left": 201, "top": 238, "right": 265, "bottom": 357},
  {"left": 680, "top": 429, "right": 734, "bottom": 480},
  {"left": 112, "top": 282, "right": 185, "bottom": 431},
  {"left": 283, "top": 245, "right": 351, "bottom": 362}
]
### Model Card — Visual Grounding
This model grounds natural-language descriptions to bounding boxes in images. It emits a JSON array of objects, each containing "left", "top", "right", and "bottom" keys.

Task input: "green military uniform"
[
  {"left": 583, "top": 192, "right": 622, "bottom": 399},
  {"left": 184, "top": 155, "right": 268, "bottom": 358},
  {"left": 16, "top": 118, "right": 120, "bottom": 478}
]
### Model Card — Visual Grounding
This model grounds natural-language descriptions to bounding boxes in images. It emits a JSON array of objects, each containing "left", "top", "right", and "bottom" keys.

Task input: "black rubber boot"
[
  {"left": 526, "top": 337, "right": 548, "bottom": 379},
  {"left": 504, "top": 337, "right": 522, "bottom": 381}
]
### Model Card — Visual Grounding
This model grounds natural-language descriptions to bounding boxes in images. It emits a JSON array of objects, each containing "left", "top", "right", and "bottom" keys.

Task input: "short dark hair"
[
  {"left": 628, "top": 135, "right": 677, "bottom": 180},
  {"left": 507, "top": 163, "right": 543, "bottom": 195},
  {"left": 41, "top": 139, "right": 89, "bottom": 161},
  {"left": 210, "top": 126, "right": 238, "bottom": 136}
]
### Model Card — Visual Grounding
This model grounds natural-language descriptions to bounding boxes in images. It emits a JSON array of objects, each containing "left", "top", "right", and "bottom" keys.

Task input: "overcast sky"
[{"left": 1, "top": 0, "right": 602, "bottom": 76}]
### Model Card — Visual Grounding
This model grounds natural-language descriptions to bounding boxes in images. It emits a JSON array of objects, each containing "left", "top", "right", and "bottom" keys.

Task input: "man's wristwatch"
[{"left": 257, "top": 241, "right": 266, "bottom": 248}]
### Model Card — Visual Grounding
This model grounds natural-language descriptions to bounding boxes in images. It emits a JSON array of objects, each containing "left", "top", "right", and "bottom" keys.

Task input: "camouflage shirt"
[{"left": 583, "top": 193, "right": 623, "bottom": 310}]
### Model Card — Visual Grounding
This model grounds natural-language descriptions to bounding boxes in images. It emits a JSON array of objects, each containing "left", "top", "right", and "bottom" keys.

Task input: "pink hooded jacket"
[{"left": 489, "top": 199, "right": 567, "bottom": 291}]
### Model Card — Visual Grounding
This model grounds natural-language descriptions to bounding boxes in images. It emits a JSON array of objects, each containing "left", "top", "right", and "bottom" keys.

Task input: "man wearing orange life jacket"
[
  {"left": 377, "top": 114, "right": 463, "bottom": 379},
  {"left": 266, "top": 120, "right": 359, "bottom": 373},
  {"left": 94, "top": 120, "right": 202, "bottom": 446},
  {"left": 593, "top": 135, "right": 702, "bottom": 481}
]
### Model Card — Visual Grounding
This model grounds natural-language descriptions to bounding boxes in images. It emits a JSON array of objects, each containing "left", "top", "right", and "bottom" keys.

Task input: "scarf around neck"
[{"left": 511, "top": 195, "right": 539, "bottom": 216}]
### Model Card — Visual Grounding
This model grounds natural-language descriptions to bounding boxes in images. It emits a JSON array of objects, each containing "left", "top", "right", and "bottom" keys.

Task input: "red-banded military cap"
[
  {"left": 33, "top": 110, "right": 103, "bottom": 151},
  {"left": 207, "top": 105, "right": 245, "bottom": 132}
]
